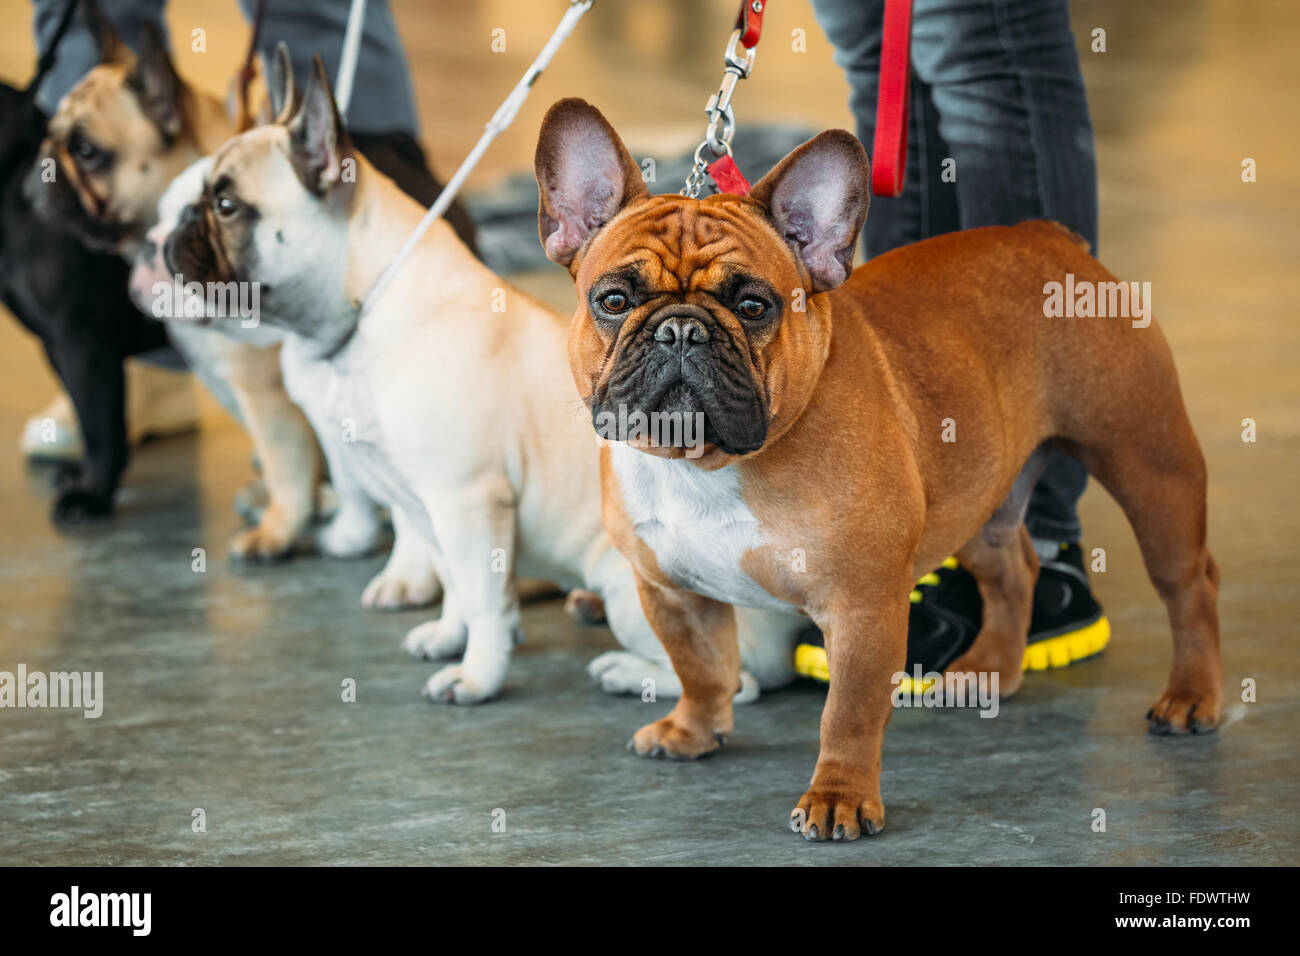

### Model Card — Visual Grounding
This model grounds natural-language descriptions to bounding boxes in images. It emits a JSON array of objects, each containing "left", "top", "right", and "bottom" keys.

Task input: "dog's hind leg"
[
  {"left": 1070, "top": 416, "right": 1222, "bottom": 733},
  {"left": 943, "top": 523, "right": 1038, "bottom": 698}
]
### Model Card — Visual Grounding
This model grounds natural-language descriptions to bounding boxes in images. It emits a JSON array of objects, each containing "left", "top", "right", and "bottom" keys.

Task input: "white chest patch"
[{"left": 610, "top": 443, "right": 796, "bottom": 612}]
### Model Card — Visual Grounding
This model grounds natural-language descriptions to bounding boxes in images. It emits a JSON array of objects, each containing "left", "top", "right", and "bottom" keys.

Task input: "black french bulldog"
[{"left": 0, "top": 78, "right": 170, "bottom": 522}]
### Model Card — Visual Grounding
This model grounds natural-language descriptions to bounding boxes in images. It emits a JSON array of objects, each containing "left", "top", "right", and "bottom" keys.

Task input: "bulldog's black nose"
[
  {"left": 136, "top": 237, "right": 157, "bottom": 266},
  {"left": 654, "top": 313, "right": 710, "bottom": 351}
]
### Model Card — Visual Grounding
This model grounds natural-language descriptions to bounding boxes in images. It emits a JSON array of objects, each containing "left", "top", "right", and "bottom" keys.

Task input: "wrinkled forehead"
[
  {"left": 208, "top": 126, "right": 293, "bottom": 196},
  {"left": 581, "top": 195, "right": 792, "bottom": 292},
  {"left": 49, "top": 64, "right": 142, "bottom": 136}
]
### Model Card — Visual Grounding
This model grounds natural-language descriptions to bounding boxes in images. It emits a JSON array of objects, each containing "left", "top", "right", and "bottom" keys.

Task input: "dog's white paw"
[
  {"left": 588, "top": 651, "right": 681, "bottom": 697},
  {"left": 362, "top": 568, "right": 441, "bottom": 611},
  {"left": 586, "top": 652, "right": 760, "bottom": 703},
  {"left": 421, "top": 663, "right": 501, "bottom": 705},
  {"left": 402, "top": 619, "right": 468, "bottom": 660},
  {"left": 315, "top": 511, "right": 379, "bottom": 558}
]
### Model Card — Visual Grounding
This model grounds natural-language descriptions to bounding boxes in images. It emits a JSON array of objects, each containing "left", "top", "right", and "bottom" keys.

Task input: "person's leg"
[
  {"left": 814, "top": 0, "right": 1095, "bottom": 550},
  {"left": 911, "top": 0, "right": 1096, "bottom": 549},
  {"left": 33, "top": 0, "right": 167, "bottom": 113},
  {"left": 236, "top": 0, "right": 418, "bottom": 137},
  {"left": 809, "top": 0, "right": 961, "bottom": 255},
  {"left": 913, "top": 0, "right": 1097, "bottom": 249}
]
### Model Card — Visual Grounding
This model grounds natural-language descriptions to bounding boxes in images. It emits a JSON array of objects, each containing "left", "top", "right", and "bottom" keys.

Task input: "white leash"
[
  {"left": 355, "top": 0, "right": 595, "bottom": 319},
  {"left": 334, "top": 0, "right": 367, "bottom": 120}
]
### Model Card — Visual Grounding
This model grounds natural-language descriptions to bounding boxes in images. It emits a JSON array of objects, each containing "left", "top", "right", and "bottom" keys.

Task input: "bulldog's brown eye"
[
  {"left": 213, "top": 195, "right": 238, "bottom": 219},
  {"left": 736, "top": 298, "right": 767, "bottom": 320},
  {"left": 599, "top": 291, "right": 629, "bottom": 313}
]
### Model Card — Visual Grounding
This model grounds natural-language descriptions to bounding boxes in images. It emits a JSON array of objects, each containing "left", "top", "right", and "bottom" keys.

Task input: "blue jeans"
[
  {"left": 33, "top": 0, "right": 419, "bottom": 137},
  {"left": 811, "top": 0, "right": 1097, "bottom": 543}
]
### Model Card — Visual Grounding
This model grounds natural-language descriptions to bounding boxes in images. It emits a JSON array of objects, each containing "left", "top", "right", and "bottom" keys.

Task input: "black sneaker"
[
  {"left": 793, "top": 544, "right": 1109, "bottom": 686},
  {"left": 1023, "top": 542, "right": 1110, "bottom": 671}
]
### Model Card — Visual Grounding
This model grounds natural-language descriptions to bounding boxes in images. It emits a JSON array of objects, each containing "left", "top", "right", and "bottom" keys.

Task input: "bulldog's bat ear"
[
  {"left": 128, "top": 21, "right": 185, "bottom": 141},
  {"left": 267, "top": 42, "right": 297, "bottom": 125},
  {"left": 83, "top": 0, "right": 127, "bottom": 65},
  {"left": 749, "top": 130, "right": 870, "bottom": 293},
  {"left": 287, "top": 55, "right": 349, "bottom": 194},
  {"left": 534, "top": 98, "right": 647, "bottom": 268}
]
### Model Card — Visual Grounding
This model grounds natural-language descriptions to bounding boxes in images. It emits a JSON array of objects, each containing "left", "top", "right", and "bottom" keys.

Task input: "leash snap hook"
[{"left": 705, "top": 103, "right": 736, "bottom": 157}]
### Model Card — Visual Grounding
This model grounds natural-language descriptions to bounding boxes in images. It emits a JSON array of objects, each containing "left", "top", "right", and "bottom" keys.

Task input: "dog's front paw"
[
  {"left": 402, "top": 618, "right": 467, "bottom": 660},
  {"left": 421, "top": 663, "right": 501, "bottom": 705},
  {"left": 314, "top": 512, "right": 379, "bottom": 558},
  {"left": 629, "top": 713, "right": 728, "bottom": 760},
  {"left": 790, "top": 786, "right": 885, "bottom": 842},
  {"left": 363, "top": 567, "right": 441, "bottom": 611},
  {"left": 1147, "top": 686, "right": 1221, "bottom": 735},
  {"left": 51, "top": 487, "right": 112, "bottom": 523},
  {"left": 228, "top": 524, "right": 294, "bottom": 563}
]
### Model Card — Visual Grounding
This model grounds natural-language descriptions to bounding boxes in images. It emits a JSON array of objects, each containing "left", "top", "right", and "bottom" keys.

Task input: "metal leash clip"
[{"left": 682, "top": 22, "right": 759, "bottom": 198}]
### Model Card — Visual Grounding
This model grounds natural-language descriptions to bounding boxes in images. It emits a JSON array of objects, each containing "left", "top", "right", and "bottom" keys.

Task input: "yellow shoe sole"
[{"left": 794, "top": 616, "right": 1111, "bottom": 693}]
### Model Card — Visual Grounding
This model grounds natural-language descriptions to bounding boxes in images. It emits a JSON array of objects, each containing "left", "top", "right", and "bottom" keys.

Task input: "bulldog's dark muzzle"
[
  {"left": 598, "top": 303, "right": 769, "bottom": 456},
  {"left": 164, "top": 202, "right": 223, "bottom": 285}
]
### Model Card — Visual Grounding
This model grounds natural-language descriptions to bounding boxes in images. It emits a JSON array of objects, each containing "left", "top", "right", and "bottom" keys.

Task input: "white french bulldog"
[
  {"left": 130, "top": 155, "right": 441, "bottom": 611},
  {"left": 144, "top": 56, "right": 802, "bottom": 704}
]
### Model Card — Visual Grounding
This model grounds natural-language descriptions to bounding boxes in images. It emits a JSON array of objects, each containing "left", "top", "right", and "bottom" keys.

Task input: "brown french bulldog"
[{"left": 534, "top": 98, "right": 1222, "bottom": 841}]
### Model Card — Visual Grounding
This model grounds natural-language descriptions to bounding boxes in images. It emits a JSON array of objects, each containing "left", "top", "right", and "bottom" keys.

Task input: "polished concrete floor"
[{"left": 1, "top": 1, "right": 1298, "bottom": 865}]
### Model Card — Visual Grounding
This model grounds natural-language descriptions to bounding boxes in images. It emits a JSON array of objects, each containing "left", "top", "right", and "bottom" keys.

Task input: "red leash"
[
  {"left": 692, "top": 0, "right": 911, "bottom": 199},
  {"left": 735, "top": 0, "right": 765, "bottom": 47},
  {"left": 871, "top": 0, "right": 913, "bottom": 197}
]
